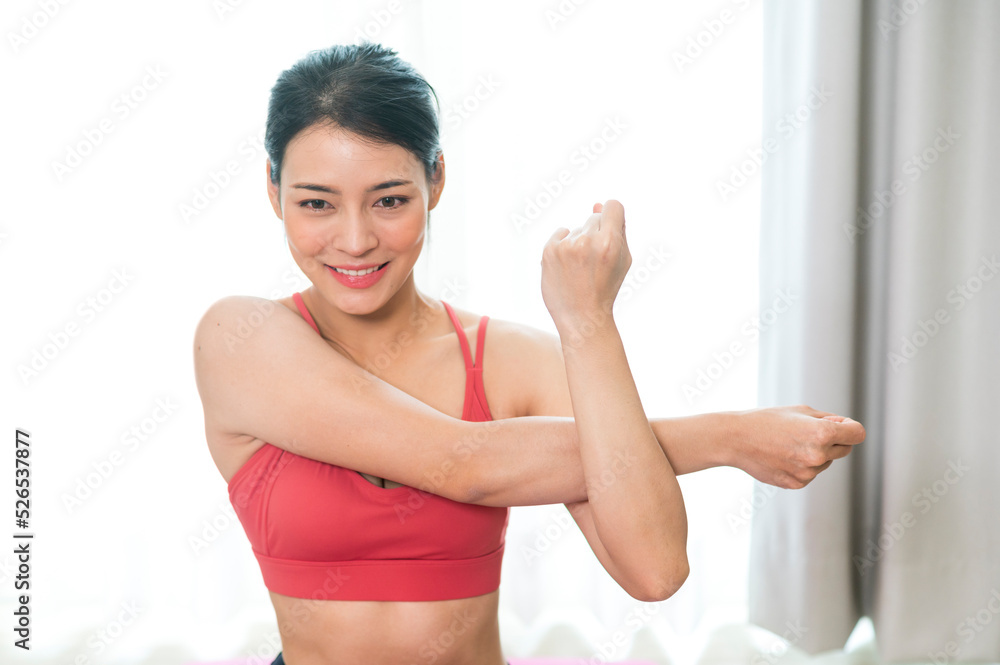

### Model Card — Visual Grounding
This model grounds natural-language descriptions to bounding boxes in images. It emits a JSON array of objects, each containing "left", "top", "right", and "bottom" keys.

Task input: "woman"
[{"left": 192, "top": 42, "right": 865, "bottom": 665}]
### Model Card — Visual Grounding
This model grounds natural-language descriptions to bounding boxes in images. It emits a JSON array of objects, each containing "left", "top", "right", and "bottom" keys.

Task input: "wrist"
[
  {"left": 552, "top": 306, "right": 617, "bottom": 348},
  {"left": 716, "top": 409, "right": 750, "bottom": 470},
  {"left": 556, "top": 316, "right": 619, "bottom": 352}
]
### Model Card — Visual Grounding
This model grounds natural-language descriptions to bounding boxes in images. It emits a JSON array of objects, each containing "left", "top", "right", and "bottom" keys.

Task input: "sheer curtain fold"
[{"left": 750, "top": 0, "right": 1000, "bottom": 661}]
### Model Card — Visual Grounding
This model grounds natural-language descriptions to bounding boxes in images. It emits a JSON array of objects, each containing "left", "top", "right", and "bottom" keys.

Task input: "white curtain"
[{"left": 749, "top": 0, "right": 1000, "bottom": 662}]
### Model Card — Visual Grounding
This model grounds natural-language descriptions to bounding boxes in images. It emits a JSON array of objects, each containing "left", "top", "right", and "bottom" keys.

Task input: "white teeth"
[{"left": 332, "top": 264, "right": 383, "bottom": 276}]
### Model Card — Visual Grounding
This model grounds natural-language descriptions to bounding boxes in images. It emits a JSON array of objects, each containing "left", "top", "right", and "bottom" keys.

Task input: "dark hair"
[{"left": 265, "top": 41, "right": 443, "bottom": 190}]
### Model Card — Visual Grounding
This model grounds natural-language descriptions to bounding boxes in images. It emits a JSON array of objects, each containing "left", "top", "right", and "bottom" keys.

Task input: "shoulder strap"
[
  {"left": 474, "top": 315, "right": 489, "bottom": 370},
  {"left": 441, "top": 301, "right": 474, "bottom": 369},
  {"left": 291, "top": 292, "right": 321, "bottom": 335}
]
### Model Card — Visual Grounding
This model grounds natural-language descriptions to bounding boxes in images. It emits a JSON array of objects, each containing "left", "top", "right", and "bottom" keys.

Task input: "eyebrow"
[{"left": 290, "top": 180, "right": 413, "bottom": 195}]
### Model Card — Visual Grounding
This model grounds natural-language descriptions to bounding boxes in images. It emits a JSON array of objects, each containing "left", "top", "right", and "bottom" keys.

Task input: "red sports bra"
[{"left": 226, "top": 293, "right": 509, "bottom": 601}]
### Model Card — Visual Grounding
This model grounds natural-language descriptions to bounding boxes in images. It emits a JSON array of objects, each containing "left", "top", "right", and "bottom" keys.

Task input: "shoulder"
[
  {"left": 482, "top": 316, "right": 562, "bottom": 367},
  {"left": 443, "top": 303, "right": 561, "bottom": 363},
  {"left": 193, "top": 295, "right": 298, "bottom": 345},
  {"left": 194, "top": 295, "right": 250, "bottom": 354},
  {"left": 488, "top": 317, "right": 572, "bottom": 417},
  {"left": 194, "top": 294, "right": 278, "bottom": 333},
  {"left": 446, "top": 306, "right": 568, "bottom": 418},
  {"left": 192, "top": 295, "right": 293, "bottom": 471},
  {"left": 194, "top": 295, "right": 266, "bottom": 392},
  {"left": 192, "top": 294, "right": 306, "bottom": 391}
]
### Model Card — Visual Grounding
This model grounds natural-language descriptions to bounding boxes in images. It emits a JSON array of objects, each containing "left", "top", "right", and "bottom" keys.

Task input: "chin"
[{"left": 328, "top": 289, "right": 391, "bottom": 316}]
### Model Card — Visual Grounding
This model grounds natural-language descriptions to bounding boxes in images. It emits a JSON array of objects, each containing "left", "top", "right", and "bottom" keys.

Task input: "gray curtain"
[{"left": 749, "top": 0, "right": 1000, "bottom": 661}]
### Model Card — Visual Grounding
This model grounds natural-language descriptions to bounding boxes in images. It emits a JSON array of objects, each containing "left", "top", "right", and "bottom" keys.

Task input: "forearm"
[
  {"left": 466, "top": 411, "right": 741, "bottom": 507},
  {"left": 555, "top": 315, "right": 687, "bottom": 589},
  {"left": 648, "top": 410, "right": 741, "bottom": 474},
  {"left": 445, "top": 416, "right": 589, "bottom": 505}
]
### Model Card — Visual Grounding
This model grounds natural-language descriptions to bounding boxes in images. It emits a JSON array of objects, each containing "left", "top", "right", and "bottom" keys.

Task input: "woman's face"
[{"left": 266, "top": 122, "right": 444, "bottom": 316}]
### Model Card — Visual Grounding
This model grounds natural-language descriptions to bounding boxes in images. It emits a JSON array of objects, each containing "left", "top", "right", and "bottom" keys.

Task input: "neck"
[{"left": 300, "top": 274, "right": 436, "bottom": 370}]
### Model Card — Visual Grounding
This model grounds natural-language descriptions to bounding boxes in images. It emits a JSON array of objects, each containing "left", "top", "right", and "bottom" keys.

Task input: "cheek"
[
  {"left": 285, "top": 223, "right": 327, "bottom": 262},
  {"left": 380, "top": 215, "right": 426, "bottom": 252}
]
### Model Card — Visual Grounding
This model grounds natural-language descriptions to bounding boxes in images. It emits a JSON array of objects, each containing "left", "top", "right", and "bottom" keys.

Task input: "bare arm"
[
  {"left": 497, "top": 199, "right": 865, "bottom": 600},
  {"left": 194, "top": 296, "right": 865, "bottom": 507},
  {"left": 548, "top": 320, "right": 689, "bottom": 601},
  {"left": 508, "top": 321, "right": 866, "bottom": 601},
  {"left": 193, "top": 295, "right": 588, "bottom": 505},
  {"left": 533, "top": 200, "right": 687, "bottom": 600},
  {"left": 516, "top": 323, "right": 692, "bottom": 601}
]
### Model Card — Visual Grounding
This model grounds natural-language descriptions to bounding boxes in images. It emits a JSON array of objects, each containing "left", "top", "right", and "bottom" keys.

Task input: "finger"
[
  {"left": 811, "top": 459, "right": 834, "bottom": 473},
  {"left": 581, "top": 211, "right": 602, "bottom": 235},
  {"left": 831, "top": 418, "right": 866, "bottom": 445},
  {"left": 803, "top": 406, "right": 837, "bottom": 418},
  {"left": 826, "top": 444, "right": 853, "bottom": 460},
  {"left": 817, "top": 413, "right": 866, "bottom": 445},
  {"left": 546, "top": 226, "right": 571, "bottom": 247},
  {"left": 593, "top": 202, "right": 603, "bottom": 214},
  {"left": 599, "top": 199, "right": 626, "bottom": 237}
]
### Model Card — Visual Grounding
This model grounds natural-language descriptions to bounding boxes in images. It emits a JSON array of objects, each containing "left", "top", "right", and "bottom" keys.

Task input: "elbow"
[
  {"left": 453, "top": 451, "right": 495, "bottom": 506},
  {"left": 433, "top": 422, "right": 495, "bottom": 506},
  {"left": 459, "top": 479, "right": 492, "bottom": 506},
  {"left": 626, "top": 556, "right": 689, "bottom": 602},
  {"left": 433, "top": 461, "right": 489, "bottom": 505}
]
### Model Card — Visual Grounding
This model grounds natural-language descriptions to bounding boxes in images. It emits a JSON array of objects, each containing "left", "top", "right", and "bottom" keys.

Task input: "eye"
[
  {"left": 375, "top": 196, "right": 408, "bottom": 209},
  {"left": 300, "top": 199, "right": 330, "bottom": 211}
]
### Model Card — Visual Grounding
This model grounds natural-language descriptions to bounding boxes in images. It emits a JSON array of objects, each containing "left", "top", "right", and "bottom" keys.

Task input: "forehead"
[{"left": 282, "top": 123, "right": 421, "bottom": 186}]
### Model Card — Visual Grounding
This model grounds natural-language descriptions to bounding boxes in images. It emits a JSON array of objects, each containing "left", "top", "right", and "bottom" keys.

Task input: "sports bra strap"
[
  {"left": 292, "top": 292, "right": 321, "bottom": 335},
  {"left": 442, "top": 301, "right": 488, "bottom": 369},
  {"left": 475, "top": 312, "right": 488, "bottom": 371},
  {"left": 442, "top": 301, "right": 472, "bottom": 368}
]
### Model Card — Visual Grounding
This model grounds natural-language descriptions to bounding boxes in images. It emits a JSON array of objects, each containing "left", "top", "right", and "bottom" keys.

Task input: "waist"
[{"left": 270, "top": 588, "right": 506, "bottom": 665}]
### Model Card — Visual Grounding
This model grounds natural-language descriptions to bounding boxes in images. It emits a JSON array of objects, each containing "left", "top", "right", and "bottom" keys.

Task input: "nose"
[{"left": 332, "top": 207, "right": 378, "bottom": 256}]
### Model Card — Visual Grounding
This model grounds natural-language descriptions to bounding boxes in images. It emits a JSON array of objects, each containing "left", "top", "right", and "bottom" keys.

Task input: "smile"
[
  {"left": 325, "top": 261, "right": 391, "bottom": 290},
  {"left": 328, "top": 262, "right": 389, "bottom": 276}
]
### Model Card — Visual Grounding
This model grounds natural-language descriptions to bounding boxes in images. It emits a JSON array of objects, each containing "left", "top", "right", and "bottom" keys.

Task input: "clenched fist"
[
  {"left": 733, "top": 405, "right": 867, "bottom": 489},
  {"left": 541, "top": 200, "right": 632, "bottom": 333}
]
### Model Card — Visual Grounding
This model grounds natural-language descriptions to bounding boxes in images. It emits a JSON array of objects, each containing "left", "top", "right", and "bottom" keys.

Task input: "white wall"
[{"left": 2, "top": 0, "right": 772, "bottom": 662}]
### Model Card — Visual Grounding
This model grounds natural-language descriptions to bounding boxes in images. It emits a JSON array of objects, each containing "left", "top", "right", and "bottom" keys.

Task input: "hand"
[
  {"left": 541, "top": 200, "right": 632, "bottom": 333},
  {"left": 729, "top": 404, "right": 866, "bottom": 489}
]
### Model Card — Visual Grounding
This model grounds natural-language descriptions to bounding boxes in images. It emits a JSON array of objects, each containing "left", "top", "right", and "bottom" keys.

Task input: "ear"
[
  {"left": 427, "top": 152, "right": 445, "bottom": 211},
  {"left": 266, "top": 159, "right": 283, "bottom": 219}
]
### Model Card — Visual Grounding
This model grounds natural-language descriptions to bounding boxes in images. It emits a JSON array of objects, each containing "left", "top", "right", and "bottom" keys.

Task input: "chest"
[
  {"left": 334, "top": 335, "right": 502, "bottom": 488},
  {"left": 226, "top": 442, "right": 510, "bottom": 580}
]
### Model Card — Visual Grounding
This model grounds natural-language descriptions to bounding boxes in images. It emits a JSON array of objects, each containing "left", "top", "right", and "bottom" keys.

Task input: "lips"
[{"left": 325, "top": 261, "right": 390, "bottom": 289}]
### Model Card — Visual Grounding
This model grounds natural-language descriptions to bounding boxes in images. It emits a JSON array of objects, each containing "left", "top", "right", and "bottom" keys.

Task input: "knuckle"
[
  {"left": 804, "top": 450, "right": 828, "bottom": 467},
  {"left": 812, "top": 422, "right": 835, "bottom": 446},
  {"left": 794, "top": 445, "right": 817, "bottom": 467}
]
